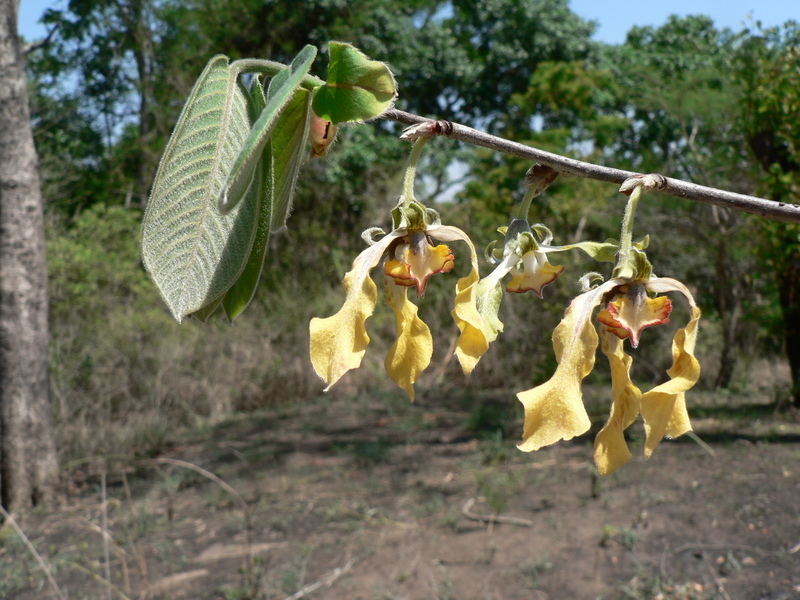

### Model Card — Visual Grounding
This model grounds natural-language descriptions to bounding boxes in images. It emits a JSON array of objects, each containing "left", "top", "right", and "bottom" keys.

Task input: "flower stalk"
[{"left": 613, "top": 184, "right": 643, "bottom": 280}]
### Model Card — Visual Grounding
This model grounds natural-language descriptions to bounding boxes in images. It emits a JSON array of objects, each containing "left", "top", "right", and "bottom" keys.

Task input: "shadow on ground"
[{"left": 3, "top": 389, "right": 800, "bottom": 599}]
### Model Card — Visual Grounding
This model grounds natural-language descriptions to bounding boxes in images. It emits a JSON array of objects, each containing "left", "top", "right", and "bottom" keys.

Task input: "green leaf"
[
  {"left": 559, "top": 240, "right": 620, "bottom": 263},
  {"left": 221, "top": 153, "right": 272, "bottom": 321},
  {"left": 141, "top": 55, "right": 261, "bottom": 323},
  {"left": 312, "top": 41, "right": 396, "bottom": 124},
  {"left": 268, "top": 76, "right": 313, "bottom": 232},
  {"left": 222, "top": 71, "right": 314, "bottom": 321},
  {"left": 191, "top": 295, "right": 223, "bottom": 322},
  {"left": 219, "top": 45, "right": 316, "bottom": 213},
  {"left": 221, "top": 77, "right": 273, "bottom": 321}
]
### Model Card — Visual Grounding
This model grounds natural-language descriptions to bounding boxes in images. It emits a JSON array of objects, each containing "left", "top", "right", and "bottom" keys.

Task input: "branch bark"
[{"left": 382, "top": 109, "right": 800, "bottom": 224}]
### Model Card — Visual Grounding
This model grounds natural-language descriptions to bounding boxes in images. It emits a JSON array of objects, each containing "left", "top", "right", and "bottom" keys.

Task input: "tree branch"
[
  {"left": 23, "top": 25, "right": 58, "bottom": 55},
  {"left": 381, "top": 109, "right": 800, "bottom": 224}
]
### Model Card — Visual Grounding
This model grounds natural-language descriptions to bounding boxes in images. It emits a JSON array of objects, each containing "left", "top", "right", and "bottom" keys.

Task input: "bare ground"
[{"left": 2, "top": 388, "right": 800, "bottom": 600}]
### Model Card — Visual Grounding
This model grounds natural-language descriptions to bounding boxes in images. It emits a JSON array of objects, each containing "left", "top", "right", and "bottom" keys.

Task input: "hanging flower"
[
  {"left": 476, "top": 219, "right": 564, "bottom": 343},
  {"left": 475, "top": 219, "right": 619, "bottom": 344},
  {"left": 494, "top": 220, "right": 564, "bottom": 297},
  {"left": 309, "top": 134, "right": 491, "bottom": 400},
  {"left": 517, "top": 179, "right": 702, "bottom": 475}
]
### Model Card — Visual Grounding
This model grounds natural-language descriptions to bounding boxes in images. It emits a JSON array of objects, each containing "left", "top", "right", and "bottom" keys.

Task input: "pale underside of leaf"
[{"left": 142, "top": 55, "right": 259, "bottom": 322}]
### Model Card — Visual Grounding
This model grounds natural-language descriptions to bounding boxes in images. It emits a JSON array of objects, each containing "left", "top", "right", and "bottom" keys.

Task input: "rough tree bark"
[{"left": 0, "top": 0, "right": 59, "bottom": 509}]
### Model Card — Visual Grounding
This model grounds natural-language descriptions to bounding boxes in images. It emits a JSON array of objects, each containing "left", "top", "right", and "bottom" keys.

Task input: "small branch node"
[
  {"left": 524, "top": 164, "right": 559, "bottom": 196},
  {"left": 400, "top": 122, "right": 437, "bottom": 141},
  {"left": 619, "top": 173, "right": 667, "bottom": 195}
]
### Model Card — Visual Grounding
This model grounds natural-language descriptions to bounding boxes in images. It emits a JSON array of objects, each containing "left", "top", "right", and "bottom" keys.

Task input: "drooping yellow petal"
[
  {"left": 596, "top": 282, "right": 672, "bottom": 347},
  {"left": 429, "top": 223, "right": 491, "bottom": 374},
  {"left": 593, "top": 328, "right": 643, "bottom": 476},
  {"left": 475, "top": 277, "right": 505, "bottom": 344},
  {"left": 452, "top": 265, "right": 490, "bottom": 374},
  {"left": 640, "top": 284, "right": 701, "bottom": 458},
  {"left": 517, "top": 282, "right": 617, "bottom": 452},
  {"left": 384, "top": 277, "right": 433, "bottom": 401},
  {"left": 435, "top": 231, "right": 490, "bottom": 375},
  {"left": 473, "top": 251, "right": 517, "bottom": 344},
  {"left": 309, "top": 270, "right": 377, "bottom": 390},
  {"left": 309, "top": 232, "right": 402, "bottom": 390}
]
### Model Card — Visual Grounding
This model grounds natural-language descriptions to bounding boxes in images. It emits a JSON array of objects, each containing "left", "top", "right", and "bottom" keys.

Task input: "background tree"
[
  {"left": 736, "top": 22, "right": 800, "bottom": 406},
  {"left": 459, "top": 16, "right": 794, "bottom": 392},
  {"left": 20, "top": 0, "right": 800, "bottom": 473},
  {"left": 0, "top": 0, "right": 59, "bottom": 510},
  {"left": 602, "top": 16, "right": 761, "bottom": 391}
]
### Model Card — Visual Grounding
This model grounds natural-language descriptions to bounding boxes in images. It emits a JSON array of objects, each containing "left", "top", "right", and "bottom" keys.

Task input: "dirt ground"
[{"left": 2, "top": 388, "right": 800, "bottom": 600}]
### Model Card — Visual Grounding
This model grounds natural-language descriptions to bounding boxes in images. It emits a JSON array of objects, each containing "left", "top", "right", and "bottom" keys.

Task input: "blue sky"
[
  {"left": 18, "top": 0, "right": 798, "bottom": 44},
  {"left": 569, "top": 0, "right": 796, "bottom": 44}
]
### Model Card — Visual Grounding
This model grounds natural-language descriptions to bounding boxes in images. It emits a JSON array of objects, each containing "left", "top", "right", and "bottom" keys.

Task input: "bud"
[{"left": 310, "top": 113, "right": 338, "bottom": 157}]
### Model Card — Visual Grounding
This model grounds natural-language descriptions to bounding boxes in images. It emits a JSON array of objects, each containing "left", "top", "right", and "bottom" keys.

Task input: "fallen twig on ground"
[
  {"left": 673, "top": 543, "right": 768, "bottom": 556},
  {"left": 280, "top": 556, "right": 356, "bottom": 600},
  {"left": 461, "top": 497, "right": 534, "bottom": 527}
]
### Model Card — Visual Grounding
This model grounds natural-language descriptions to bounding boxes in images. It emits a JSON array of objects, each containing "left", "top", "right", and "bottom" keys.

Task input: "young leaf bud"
[{"left": 310, "top": 113, "right": 338, "bottom": 157}]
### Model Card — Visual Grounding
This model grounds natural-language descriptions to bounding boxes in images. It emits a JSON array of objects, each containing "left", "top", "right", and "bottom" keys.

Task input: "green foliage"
[
  {"left": 28, "top": 0, "right": 800, "bottom": 466},
  {"left": 414, "top": 0, "right": 598, "bottom": 126},
  {"left": 48, "top": 204, "right": 171, "bottom": 430},
  {"left": 734, "top": 22, "right": 800, "bottom": 401},
  {"left": 47, "top": 203, "right": 324, "bottom": 461},
  {"left": 221, "top": 75, "right": 306, "bottom": 320},
  {"left": 141, "top": 55, "right": 265, "bottom": 321},
  {"left": 142, "top": 42, "right": 400, "bottom": 322},
  {"left": 312, "top": 42, "right": 397, "bottom": 124},
  {"left": 48, "top": 205, "right": 157, "bottom": 320}
]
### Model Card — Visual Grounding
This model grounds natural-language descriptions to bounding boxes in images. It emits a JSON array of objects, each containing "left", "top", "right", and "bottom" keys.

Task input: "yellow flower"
[
  {"left": 517, "top": 275, "right": 701, "bottom": 476},
  {"left": 309, "top": 206, "right": 490, "bottom": 400},
  {"left": 383, "top": 230, "right": 455, "bottom": 295},
  {"left": 596, "top": 281, "right": 672, "bottom": 347},
  {"left": 506, "top": 249, "right": 564, "bottom": 297},
  {"left": 476, "top": 220, "right": 564, "bottom": 343}
]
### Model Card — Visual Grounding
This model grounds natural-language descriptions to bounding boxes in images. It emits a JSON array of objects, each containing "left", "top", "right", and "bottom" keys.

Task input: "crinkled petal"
[
  {"left": 596, "top": 282, "right": 672, "bottom": 347},
  {"left": 309, "top": 231, "right": 403, "bottom": 389},
  {"left": 434, "top": 225, "right": 491, "bottom": 374},
  {"left": 384, "top": 277, "right": 433, "bottom": 401},
  {"left": 517, "top": 280, "right": 620, "bottom": 452},
  {"left": 594, "top": 327, "right": 643, "bottom": 476},
  {"left": 506, "top": 251, "right": 564, "bottom": 298},
  {"left": 640, "top": 278, "right": 701, "bottom": 458}
]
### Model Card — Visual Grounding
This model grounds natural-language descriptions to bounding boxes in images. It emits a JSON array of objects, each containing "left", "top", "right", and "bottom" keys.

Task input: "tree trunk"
[
  {"left": 122, "top": 0, "right": 156, "bottom": 206},
  {"left": 713, "top": 235, "right": 742, "bottom": 390},
  {"left": 776, "top": 250, "right": 800, "bottom": 409},
  {"left": 0, "top": 0, "right": 59, "bottom": 509}
]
